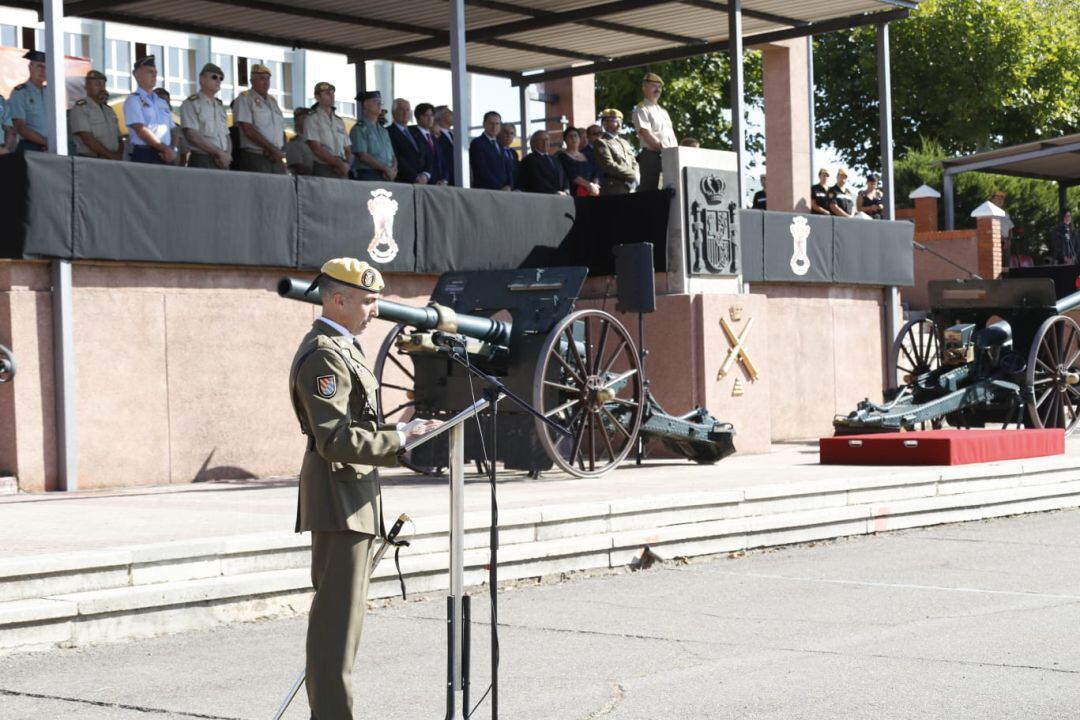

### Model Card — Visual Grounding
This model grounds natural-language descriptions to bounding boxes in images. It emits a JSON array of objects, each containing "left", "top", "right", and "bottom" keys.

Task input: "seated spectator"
[
  {"left": 413, "top": 102, "right": 446, "bottom": 185},
  {"left": 557, "top": 126, "right": 599, "bottom": 197},
  {"left": 828, "top": 168, "right": 854, "bottom": 218},
  {"left": 518, "top": 130, "right": 569, "bottom": 195},
  {"left": 387, "top": 97, "right": 431, "bottom": 184},
  {"left": 751, "top": 172, "right": 767, "bottom": 210},
  {"left": 469, "top": 111, "right": 513, "bottom": 190},
  {"left": 1049, "top": 210, "right": 1077, "bottom": 265},
  {"left": 680, "top": 137, "right": 701, "bottom": 148},
  {"left": 286, "top": 108, "right": 314, "bottom": 176},
  {"left": 857, "top": 174, "right": 884, "bottom": 219}
]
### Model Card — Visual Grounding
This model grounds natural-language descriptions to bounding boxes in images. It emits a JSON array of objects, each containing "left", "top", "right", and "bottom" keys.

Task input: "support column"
[
  {"left": 728, "top": 0, "right": 746, "bottom": 205},
  {"left": 807, "top": 37, "right": 816, "bottom": 187},
  {"left": 944, "top": 172, "right": 956, "bottom": 230},
  {"left": 877, "top": 23, "right": 895, "bottom": 221},
  {"left": 756, "top": 37, "right": 811, "bottom": 212},
  {"left": 539, "top": 75, "right": 596, "bottom": 135},
  {"left": 1060, "top": 182, "right": 1069, "bottom": 217},
  {"left": 448, "top": 0, "right": 469, "bottom": 188},
  {"left": 519, "top": 83, "right": 530, "bottom": 155},
  {"left": 354, "top": 60, "right": 367, "bottom": 95}
]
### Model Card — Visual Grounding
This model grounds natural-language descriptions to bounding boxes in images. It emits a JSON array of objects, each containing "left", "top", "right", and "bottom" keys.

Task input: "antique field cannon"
[
  {"left": 0, "top": 345, "right": 14, "bottom": 383},
  {"left": 835, "top": 278, "right": 1080, "bottom": 435},
  {"left": 279, "top": 267, "right": 735, "bottom": 477}
]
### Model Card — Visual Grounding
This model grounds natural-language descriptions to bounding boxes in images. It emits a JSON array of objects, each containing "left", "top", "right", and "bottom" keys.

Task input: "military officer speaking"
[
  {"left": 233, "top": 63, "right": 286, "bottom": 174},
  {"left": 290, "top": 258, "right": 440, "bottom": 719},
  {"left": 8, "top": 50, "right": 50, "bottom": 153},
  {"left": 594, "top": 108, "right": 639, "bottom": 195},
  {"left": 69, "top": 70, "right": 122, "bottom": 160},
  {"left": 180, "top": 63, "right": 231, "bottom": 169}
]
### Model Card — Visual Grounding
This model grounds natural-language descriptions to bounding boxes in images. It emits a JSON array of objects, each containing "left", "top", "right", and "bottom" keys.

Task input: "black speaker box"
[{"left": 613, "top": 242, "right": 656, "bottom": 314}]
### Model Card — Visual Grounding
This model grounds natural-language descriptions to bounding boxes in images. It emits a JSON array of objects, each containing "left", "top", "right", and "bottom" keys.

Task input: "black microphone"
[{"left": 431, "top": 331, "right": 467, "bottom": 351}]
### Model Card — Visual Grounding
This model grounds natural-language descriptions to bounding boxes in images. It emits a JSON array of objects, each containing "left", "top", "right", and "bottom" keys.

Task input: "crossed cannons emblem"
[{"left": 716, "top": 315, "right": 758, "bottom": 382}]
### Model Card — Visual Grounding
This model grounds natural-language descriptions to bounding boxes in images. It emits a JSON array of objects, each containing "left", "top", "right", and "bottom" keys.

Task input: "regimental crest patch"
[{"left": 316, "top": 375, "right": 337, "bottom": 398}]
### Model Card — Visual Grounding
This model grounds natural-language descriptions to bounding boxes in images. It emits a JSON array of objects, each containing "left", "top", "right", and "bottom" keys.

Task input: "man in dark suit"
[
  {"left": 469, "top": 110, "right": 514, "bottom": 190},
  {"left": 412, "top": 102, "right": 447, "bottom": 185},
  {"left": 387, "top": 98, "right": 432, "bottom": 184},
  {"left": 434, "top": 105, "right": 455, "bottom": 185},
  {"left": 497, "top": 123, "right": 520, "bottom": 190},
  {"left": 518, "top": 130, "right": 569, "bottom": 195}
]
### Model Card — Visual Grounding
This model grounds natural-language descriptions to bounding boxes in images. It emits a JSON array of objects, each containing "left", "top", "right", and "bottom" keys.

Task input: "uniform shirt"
[
  {"left": 349, "top": 116, "right": 394, "bottom": 171},
  {"left": 828, "top": 183, "right": 854, "bottom": 215},
  {"left": 632, "top": 100, "right": 677, "bottom": 149},
  {"left": 0, "top": 95, "right": 9, "bottom": 129},
  {"left": 69, "top": 97, "right": 121, "bottom": 156},
  {"left": 8, "top": 82, "right": 49, "bottom": 142},
  {"left": 123, "top": 87, "right": 174, "bottom": 147},
  {"left": 179, "top": 92, "right": 229, "bottom": 152},
  {"left": 810, "top": 183, "right": 830, "bottom": 212},
  {"left": 305, "top": 106, "right": 348, "bottom": 164},
  {"left": 751, "top": 190, "right": 767, "bottom": 210},
  {"left": 285, "top": 136, "right": 314, "bottom": 174},
  {"left": 232, "top": 89, "right": 284, "bottom": 152}
]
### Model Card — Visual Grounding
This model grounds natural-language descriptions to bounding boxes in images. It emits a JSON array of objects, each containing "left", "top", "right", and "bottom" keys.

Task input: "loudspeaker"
[{"left": 613, "top": 242, "right": 656, "bottom": 314}]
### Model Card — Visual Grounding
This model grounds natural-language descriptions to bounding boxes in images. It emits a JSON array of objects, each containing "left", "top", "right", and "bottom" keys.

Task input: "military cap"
[
  {"left": 200, "top": 62, "right": 224, "bottom": 77},
  {"left": 133, "top": 55, "right": 156, "bottom": 71},
  {"left": 250, "top": 63, "right": 271, "bottom": 76},
  {"left": 642, "top": 72, "right": 663, "bottom": 85},
  {"left": 313, "top": 81, "right": 336, "bottom": 95},
  {"left": 836, "top": 167, "right": 848, "bottom": 178},
  {"left": 85, "top": 69, "right": 107, "bottom": 82},
  {"left": 866, "top": 174, "right": 878, "bottom": 183},
  {"left": 356, "top": 90, "right": 382, "bottom": 102},
  {"left": 600, "top": 108, "right": 623, "bottom": 120},
  {"left": 23, "top": 50, "right": 46, "bottom": 63},
  {"left": 306, "top": 258, "right": 385, "bottom": 297}
]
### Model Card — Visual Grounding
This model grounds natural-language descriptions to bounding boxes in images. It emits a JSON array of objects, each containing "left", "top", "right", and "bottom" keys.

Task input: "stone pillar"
[
  {"left": 541, "top": 74, "right": 597, "bottom": 140},
  {"left": 755, "top": 38, "right": 811, "bottom": 212},
  {"left": 971, "top": 201, "right": 1006, "bottom": 279},
  {"left": 909, "top": 184, "right": 941, "bottom": 233}
]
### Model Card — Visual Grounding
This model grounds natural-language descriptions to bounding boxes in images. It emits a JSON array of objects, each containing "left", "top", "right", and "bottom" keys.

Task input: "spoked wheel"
[
  {"left": 533, "top": 309, "right": 645, "bottom": 478},
  {"left": 891, "top": 317, "right": 940, "bottom": 390},
  {"left": 0, "top": 345, "right": 14, "bottom": 384},
  {"left": 374, "top": 324, "right": 445, "bottom": 475},
  {"left": 1025, "top": 315, "right": 1080, "bottom": 436}
]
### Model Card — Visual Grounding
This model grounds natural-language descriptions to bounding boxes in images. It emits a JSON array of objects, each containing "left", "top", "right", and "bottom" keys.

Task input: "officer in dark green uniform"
[{"left": 289, "top": 258, "right": 440, "bottom": 720}]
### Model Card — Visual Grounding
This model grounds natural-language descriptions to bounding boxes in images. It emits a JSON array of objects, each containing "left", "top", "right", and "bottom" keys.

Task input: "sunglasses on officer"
[{"left": 208, "top": 73, "right": 223, "bottom": 81}]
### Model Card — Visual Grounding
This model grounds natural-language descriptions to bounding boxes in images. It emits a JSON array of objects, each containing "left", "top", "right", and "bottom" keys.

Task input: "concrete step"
[{"left": 2, "top": 459, "right": 1079, "bottom": 654}]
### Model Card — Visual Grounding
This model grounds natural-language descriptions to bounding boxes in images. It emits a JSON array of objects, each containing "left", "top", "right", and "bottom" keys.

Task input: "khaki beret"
[
  {"left": 200, "top": 62, "right": 224, "bottom": 77},
  {"left": 85, "top": 69, "right": 107, "bottom": 82},
  {"left": 318, "top": 258, "right": 385, "bottom": 293},
  {"left": 250, "top": 63, "right": 271, "bottom": 76},
  {"left": 642, "top": 72, "right": 663, "bottom": 85},
  {"left": 600, "top": 108, "right": 623, "bottom": 120},
  {"left": 314, "top": 81, "right": 336, "bottom": 95},
  {"left": 836, "top": 167, "right": 848, "bottom": 178}
]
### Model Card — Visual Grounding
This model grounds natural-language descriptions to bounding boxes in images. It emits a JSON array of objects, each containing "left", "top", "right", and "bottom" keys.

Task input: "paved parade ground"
[{"left": 3, "top": 508, "right": 1080, "bottom": 720}]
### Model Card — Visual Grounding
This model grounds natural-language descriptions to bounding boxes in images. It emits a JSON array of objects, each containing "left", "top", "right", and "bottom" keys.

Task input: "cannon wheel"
[
  {"left": 533, "top": 309, "right": 645, "bottom": 478},
  {"left": 1025, "top": 314, "right": 1080, "bottom": 436},
  {"left": 891, "top": 317, "right": 940, "bottom": 390},
  {"left": 0, "top": 344, "right": 14, "bottom": 384}
]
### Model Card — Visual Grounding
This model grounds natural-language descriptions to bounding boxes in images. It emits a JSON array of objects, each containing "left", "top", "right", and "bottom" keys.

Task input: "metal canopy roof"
[
  {"left": 941, "top": 133, "right": 1080, "bottom": 186},
  {"left": 18, "top": 0, "right": 918, "bottom": 81}
]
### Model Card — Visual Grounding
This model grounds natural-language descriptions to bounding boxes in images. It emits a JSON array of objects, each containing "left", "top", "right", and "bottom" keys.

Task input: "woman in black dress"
[{"left": 557, "top": 126, "right": 600, "bottom": 197}]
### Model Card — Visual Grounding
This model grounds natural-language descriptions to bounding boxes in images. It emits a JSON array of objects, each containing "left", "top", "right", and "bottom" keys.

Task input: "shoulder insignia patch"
[
  {"left": 187, "top": 94, "right": 199, "bottom": 102},
  {"left": 316, "top": 374, "right": 337, "bottom": 398},
  {"left": 240, "top": 90, "right": 250, "bottom": 97},
  {"left": 14, "top": 83, "right": 25, "bottom": 90},
  {"left": 75, "top": 98, "right": 87, "bottom": 106}
]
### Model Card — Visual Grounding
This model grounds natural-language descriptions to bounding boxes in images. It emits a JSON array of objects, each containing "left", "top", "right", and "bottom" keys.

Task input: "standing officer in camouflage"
[
  {"left": 594, "top": 108, "right": 639, "bottom": 195},
  {"left": 180, "top": 62, "right": 231, "bottom": 169},
  {"left": 233, "top": 63, "right": 286, "bottom": 174},
  {"left": 8, "top": 50, "right": 50, "bottom": 153},
  {"left": 70, "top": 70, "right": 122, "bottom": 160},
  {"left": 632, "top": 72, "right": 677, "bottom": 191},
  {"left": 290, "top": 258, "right": 439, "bottom": 719},
  {"left": 305, "top": 82, "right": 351, "bottom": 178}
]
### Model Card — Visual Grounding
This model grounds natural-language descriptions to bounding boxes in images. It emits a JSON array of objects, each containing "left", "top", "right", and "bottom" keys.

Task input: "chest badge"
[{"left": 316, "top": 375, "right": 337, "bottom": 398}]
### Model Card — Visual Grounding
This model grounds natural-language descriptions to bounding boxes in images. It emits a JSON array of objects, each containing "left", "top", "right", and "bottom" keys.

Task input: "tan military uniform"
[
  {"left": 304, "top": 106, "right": 348, "bottom": 177},
  {"left": 69, "top": 97, "right": 121, "bottom": 158},
  {"left": 179, "top": 91, "right": 228, "bottom": 168},
  {"left": 290, "top": 319, "right": 401, "bottom": 719},
  {"left": 633, "top": 100, "right": 676, "bottom": 191},
  {"left": 595, "top": 133, "right": 639, "bottom": 195},
  {"left": 286, "top": 136, "right": 314, "bottom": 175},
  {"left": 233, "top": 88, "right": 285, "bottom": 174}
]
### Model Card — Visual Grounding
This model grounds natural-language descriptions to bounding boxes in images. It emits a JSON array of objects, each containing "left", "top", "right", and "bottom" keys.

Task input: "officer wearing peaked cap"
[
  {"left": 290, "top": 258, "right": 441, "bottom": 719},
  {"left": 305, "top": 81, "right": 351, "bottom": 178},
  {"left": 69, "top": 69, "right": 123, "bottom": 160},
  {"left": 9, "top": 50, "right": 50, "bottom": 153},
  {"left": 233, "top": 63, "right": 286, "bottom": 174},
  {"left": 124, "top": 55, "right": 177, "bottom": 164},
  {"left": 180, "top": 62, "right": 231, "bottom": 169}
]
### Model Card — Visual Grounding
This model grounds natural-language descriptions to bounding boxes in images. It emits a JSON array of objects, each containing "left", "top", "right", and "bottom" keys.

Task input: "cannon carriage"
[
  {"left": 279, "top": 267, "right": 735, "bottom": 477},
  {"left": 835, "top": 278, "right": 1080, "bottom": 435}
]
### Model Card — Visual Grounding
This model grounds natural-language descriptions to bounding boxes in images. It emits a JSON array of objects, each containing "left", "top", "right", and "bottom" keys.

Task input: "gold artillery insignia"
[{"left": 717, "top": 315, "right": 759, "bottom": 382}]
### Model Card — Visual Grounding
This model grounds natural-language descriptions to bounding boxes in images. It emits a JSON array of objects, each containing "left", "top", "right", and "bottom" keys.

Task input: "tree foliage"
[
  {"left": 814, "top": 0, "right": 1080, "bottom": 173},
  {"left": 594, "top": 52, "right": 763, "bottom": 153}
]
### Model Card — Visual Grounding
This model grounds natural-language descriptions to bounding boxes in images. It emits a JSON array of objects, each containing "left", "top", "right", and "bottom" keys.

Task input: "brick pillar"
[
  {"left": 975, "top": 216, "right": 1003, "bottom": 279},
  {"left": 540, "top": 74, "right": 597, "bottom": 141},
  {"left": 756, "top": 37, "right": 811, "bottom": 212},
  {"left": 914, "top": 197, "right": 938, "bottom": 233}
]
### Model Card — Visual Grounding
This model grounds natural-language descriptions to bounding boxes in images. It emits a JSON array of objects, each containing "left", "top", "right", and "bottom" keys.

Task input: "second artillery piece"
[
  {"left": 279, "top": 266, "right": 735, "bottom": 477},
  {"left": 835, "top": 278, "right": 1080, "bottom": 435}
]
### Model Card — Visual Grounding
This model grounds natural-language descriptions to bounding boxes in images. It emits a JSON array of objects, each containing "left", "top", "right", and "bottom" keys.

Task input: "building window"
[
  {"left": 211, "top": 53, "right": 234, "bottom": 103},
  {"left": 337, "top": 100, "right": 356, "bottom": 118},
  {"left": 0, "top": 25, "right": 17, "bottom": 48},
  {"left": 266, "top": 60, "right": 294, "bottom": 110},
  {"left": 106, "top": 39, "right": 131, "bottom": 94},
  {"left": 65, "top": 32, "right": 90, "bottom": 58},
  {"left": 165, "top": 46, "right": 195, "bottom": 100}
]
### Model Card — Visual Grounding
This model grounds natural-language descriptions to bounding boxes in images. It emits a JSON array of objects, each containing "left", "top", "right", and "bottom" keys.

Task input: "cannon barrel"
[
  {"left": 277, "top": 276, "right": 512, "bottom": 345},
  {"left": 1055, "top": 289, "right": 1080, "bottom": 315}
]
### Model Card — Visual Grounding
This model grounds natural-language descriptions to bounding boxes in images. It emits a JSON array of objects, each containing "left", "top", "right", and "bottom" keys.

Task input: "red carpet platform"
[{"left": 820, "top": 429, "right": 1066, "bottom": 466}]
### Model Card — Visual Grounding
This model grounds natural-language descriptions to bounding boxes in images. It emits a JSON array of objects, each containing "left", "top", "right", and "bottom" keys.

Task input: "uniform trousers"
[
  {"left": 131, "top": 146, "right": 165, "bottom": 164},
  {"left": 313, "top": 163, "right": 341, "bottom": 178},
  {"left": 637, "top": 149, "right": 661, "bottom": 192},
  {"left": 238, "top": 149, "right": 286, "bottom": 174},
  {"left": 307, "top": 530, "right": 375, "bottom": 720},
  {"left": 187, "top": 152, "right": 224, "bottom": 169},
  {"left": 352, "top": 168, "right": 383, "bottom": 181}
]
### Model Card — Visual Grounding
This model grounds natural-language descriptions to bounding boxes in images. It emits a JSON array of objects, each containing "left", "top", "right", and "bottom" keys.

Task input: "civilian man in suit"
[
  {"left": 469, "top": 110, "right": 513, "bottom": 190},
  {"left": 518, "top": 130, "right": 569, "bottom": 195},
  {"left": 387, "top": 98, "right": 431, "bottom": 184},
  {"left": 433, "top": 105, "right": 455, "bottom": 185},
  {"left": 497, "top": 123, "right": 520, "bottom": 190},
  {"left": 412, "top": 102, "right": 446, "bottom": 185}
]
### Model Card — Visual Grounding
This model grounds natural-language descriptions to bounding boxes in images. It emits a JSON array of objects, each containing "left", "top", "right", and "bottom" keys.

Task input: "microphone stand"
[{"left": 435, "top": 339, "right": 570, "bottom": 720}]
